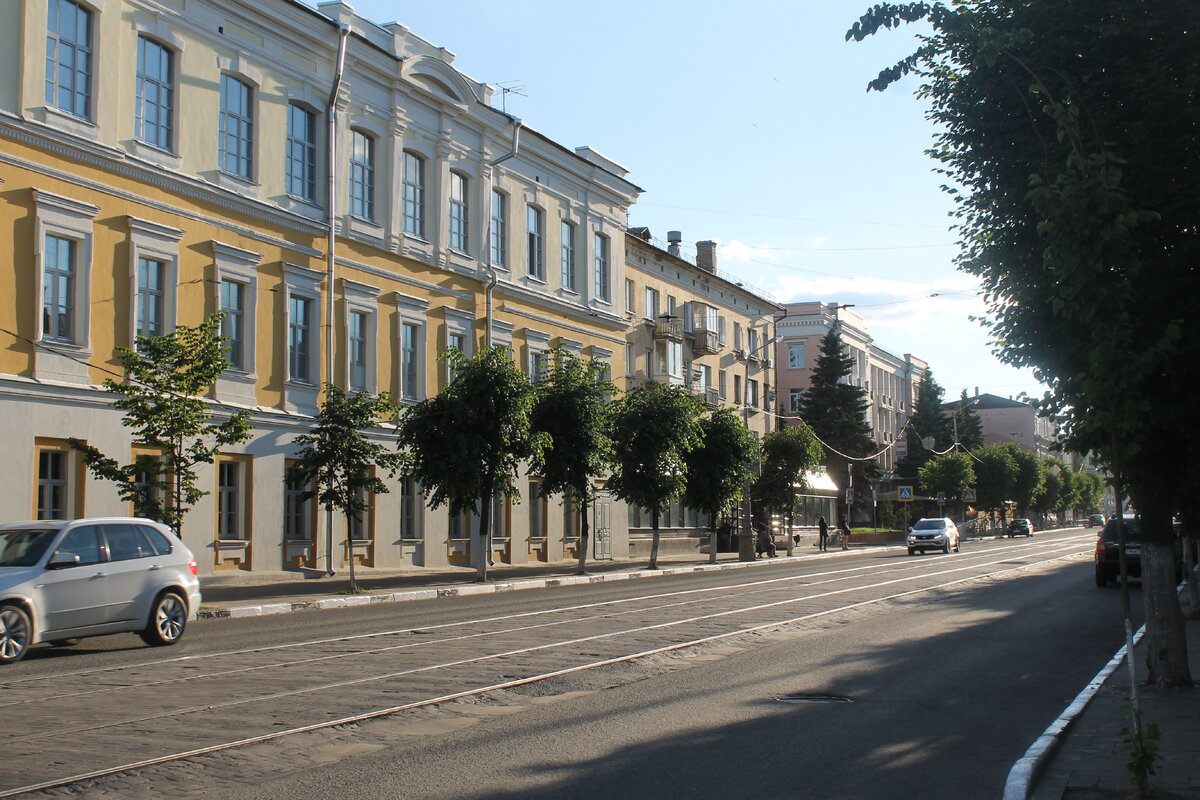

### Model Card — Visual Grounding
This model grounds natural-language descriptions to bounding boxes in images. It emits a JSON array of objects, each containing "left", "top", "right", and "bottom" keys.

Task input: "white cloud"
[{"left": 716, "top": 239, "right": 778, "bottom": 265}]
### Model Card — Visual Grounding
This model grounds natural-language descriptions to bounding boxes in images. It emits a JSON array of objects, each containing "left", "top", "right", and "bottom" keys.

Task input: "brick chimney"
[{"left": 695, "top": 240, "right": 717, "bottom": 273}]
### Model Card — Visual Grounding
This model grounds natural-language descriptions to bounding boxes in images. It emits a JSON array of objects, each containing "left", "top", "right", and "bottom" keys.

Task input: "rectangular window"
[
  {"left": 348, "top": 484, "right": 372, "bottom": 541},
  {"left": 734, "top": 374, "right": 742, "bottom": 405},
  {"left": 446, "top": 332, "right": 465, "bottom": 384},
  {"left": 748, "top": 328, "right": 760, "bottom": 357},
  {"left": 526, "top": 207, "right": 545, "bottom": 278},
  {"left": 788, "top": 342, "right": 805, "bottom": 369},
  {"left": 400, "top": 476, "right": 420, "bottom": 539},
  {"left": 734, "top": 322, "right": 743, "bottom": 350},
  {"left": 789, "top": 388, "right": 804, "bottom": 413},
  {"left": 217, "top": 461, "right": 242, "bottom": 540},
  {"left": 448, "top": 172, "right": 469, "bottom": 253},
  {"left": 560, "top": 221, "right": 576, "bottom": 291},
  {"left": 286, "top": 103, "right": 317, "bottom": 202},
  {"left": 42, "top": 234, "right": 75, "bottom": 342},
  {"left": 490, "top": 191, "right": 507, "bottom": 267},
  {"left": 219, "top": 75, "right": 254, "bottom": 179},
  {"left": 136, "top": 257, "right": 165, "bottom": 340},
  {"left": 289, "top": 296, "right": 313, "bottom": 383},
  {"left": 655, "top": 340, "right": 682, "bottom": 378},
  {"left": 748, "top": 379, "right": 759, "bottom": 407},
  {"left": 528, "top": 350, "right": 548, "bottom": 383},
  {"left": 529, "top": 480, "right": 544, "bottom": 538},
  {"left": 403, "top": 151, "right": 424, "bottom": 236},
  {"left": 644, "top": 288, "right": 659, "bottom": 320},
  {"left": 285, "top": 470, "right": 312, "bottom": 541},
  {"left": 719, "top": 370, "right": 727, "bottom": 399},
  {"left": 136, "top": 36, "right": 173, "bottom": 150},
  {"left": 350, "top": 131, "right": 375, "bottom": 221},
  {"left": 45, "top": 0, "right": 92, "bottom": 119},
  {"left": 625, "top": 279, "right": 634, "bottom": 313},
  {"left": 594, "top": 234, "right": 610, "bottom": 301},
  {"left": 220, "top": 280, "right": 246, "bottom": 370},
  {"left": 401, "top": 322, "right": 420, "bottom": 400},
  {"left": 37, "top": 450, "right": 68, "bottom": 520},
  {"left": 348, "top": 310, "right": 368, "bottom": 391}
]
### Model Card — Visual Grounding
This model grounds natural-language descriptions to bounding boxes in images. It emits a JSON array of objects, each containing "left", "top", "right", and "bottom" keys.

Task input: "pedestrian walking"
[{"left": 818, "top": 515, "right": 829, "bottom": 551}]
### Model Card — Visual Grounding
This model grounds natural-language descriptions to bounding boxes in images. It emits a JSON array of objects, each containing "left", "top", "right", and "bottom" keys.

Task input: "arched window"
[
  {"left": 219, "top": 74, "right": 255, "bottom": 179},
  {"left": 135, "top": 36, "right": 175, "bottom": 150}
]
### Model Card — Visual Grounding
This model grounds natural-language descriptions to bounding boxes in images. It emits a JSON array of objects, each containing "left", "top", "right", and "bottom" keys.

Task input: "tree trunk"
[
  {"left": 785, "top": 493, "right": 796, "bottom": 557},
  {"left": 346, "top": 512, "right": 358, "bottom": 594},
  {"left": 1182, "top": 534, "right": 1200, "bottom": 619},
  {"left": 1139, "top": 498, "right": 1191, "bottom": 687},
  {"left": 708, "top": 512, "right": 718, "bottom": 565},
  {"left": 576, "top": 494, "right": 590, "bottom": 576},
  {"left": 649, "top": 507, "right": 661, "bottom": 570},
  {"left": 476, "top": 488, "right": 492, "bottom": 583}
]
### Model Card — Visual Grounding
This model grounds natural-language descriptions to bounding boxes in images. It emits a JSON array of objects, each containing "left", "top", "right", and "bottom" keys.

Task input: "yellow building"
[
  {"left": 1, "top": 0, "right": 639, "bottom": 573},
  {"left": 622, "top": 230, "right": 781, "bottom": 555}
]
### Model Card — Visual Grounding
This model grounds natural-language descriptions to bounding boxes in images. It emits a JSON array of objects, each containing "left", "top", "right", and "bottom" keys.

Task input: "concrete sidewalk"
[{"left": 1027, "top": 616, "right": 1200, "bottom": 799}]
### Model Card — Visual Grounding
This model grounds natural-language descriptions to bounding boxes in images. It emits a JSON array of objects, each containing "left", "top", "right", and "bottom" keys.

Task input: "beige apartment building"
[
  {"left": 1, "top": 0, "right": 641, "bottom": 573},
  {"left": 621, "top": 230, "right": 780, "bottom": 552}
]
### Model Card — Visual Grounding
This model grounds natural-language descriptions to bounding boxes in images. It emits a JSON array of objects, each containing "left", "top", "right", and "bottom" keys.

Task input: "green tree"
[
  {"left": 973, "top": 444, "right": 1018, "bottom": 525},
  {"left": 953, "top": 390, "right": 985, "bottom": 451},
  {"left": 288, "top": 385, "right": 404, "bottom": 592},
  {"left": 896, "top": 370, "right": 953, "bottom": 483},
  {"left": 917, "top": 451, "right": 976, "bottom": 518},
  {"left": 1033, "top": 462, "right": 1063, "bottom": 522},
  {"left": 682, "top": 408, "right": 759, "bottom": 564},
  {"left": 798, "top": 330, "right": 877, "bottom": 515},
  {"left": 1073, "top": 470, "right": 1106, "bottom": 516},
  {"left": 607, "top": 383, "right": 703, "bottom": 570},
  {"left": 68, "top": 313, "right": 253, "bottom": 536},
  {"left": 848, "top": 0, "right": 1196, "bottom": 685},
  {"left": 530, "top": 349, "right": 615, "bottom": 575},
  {"left": 1004, "top": 444, "right": 1046, "bottom": 517},
  {"left": 397, "top": 347, "right": 544, "bottom": 582},
  {"left": 754, "top": 423, "right": 825, "bottom": 557}
]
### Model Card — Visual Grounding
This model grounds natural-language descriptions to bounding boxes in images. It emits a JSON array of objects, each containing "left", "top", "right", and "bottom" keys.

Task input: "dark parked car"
[
  {"left": 1085, "top": 513, "right": 1105, "bottom": 528},
  {"left": 1094, "top": 516, "right": 1182, "bottom": 587},
  {"left": 1007, "top": 518, "right": 1033, "bottom": 537}
]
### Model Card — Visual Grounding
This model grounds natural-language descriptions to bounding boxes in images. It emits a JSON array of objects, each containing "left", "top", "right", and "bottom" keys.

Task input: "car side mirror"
[{"left": 47, "top": 552, "right": 80, "bottom": 569}]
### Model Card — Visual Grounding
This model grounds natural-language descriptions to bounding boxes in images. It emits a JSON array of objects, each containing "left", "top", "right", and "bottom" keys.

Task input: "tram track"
[{"left": 0, "top": 535, "right": 1093, "bottom": 797}]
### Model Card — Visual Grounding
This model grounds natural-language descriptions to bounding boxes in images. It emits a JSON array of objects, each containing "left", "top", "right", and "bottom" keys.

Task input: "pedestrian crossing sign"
[
  {"left": 898, "top": 486, "right": 913, "bottom": 502},
  {"left": 937, "top": 492, "right": 946, "bottom": 506},
  {"left": 964, "top": 488, "right": 977, "bottom": 503}
]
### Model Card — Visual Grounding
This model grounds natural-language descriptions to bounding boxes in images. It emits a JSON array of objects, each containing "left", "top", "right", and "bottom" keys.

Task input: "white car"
[
  {"left": 907, "top": 517, "right": 961, "bottom": 555},
  {"left": 0, "top": 518, "right": 201, "bottom": 664}
]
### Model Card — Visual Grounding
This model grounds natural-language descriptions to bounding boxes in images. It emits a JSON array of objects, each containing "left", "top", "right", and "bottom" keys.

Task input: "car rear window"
[
  {"left": 1102, "top": 518, "right": 1141, "bottom": 541},
  {"left": 137, "top": 525, "right": 174, "bottom": 556}
]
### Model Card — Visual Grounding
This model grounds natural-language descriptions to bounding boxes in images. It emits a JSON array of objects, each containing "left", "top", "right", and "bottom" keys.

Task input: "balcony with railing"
[
  {"left": 692, "top": 328, "right": 720, "bottom": 355},
  {"left": 653, "top": 314, "right": 684, "bottom": 341}
]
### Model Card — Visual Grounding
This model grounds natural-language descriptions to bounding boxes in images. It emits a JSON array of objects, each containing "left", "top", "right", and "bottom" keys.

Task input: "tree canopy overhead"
[{"left": 848, "top": 0, "right": 1198, "bottom": 685}]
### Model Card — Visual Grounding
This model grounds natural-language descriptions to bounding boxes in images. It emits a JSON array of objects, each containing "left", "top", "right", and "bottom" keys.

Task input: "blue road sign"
[
  {"left": 964, "top": 489, "right": 977, "bottom": 503},
  {"left": 937, "top": 492, "right": 946, "bottom": 506},
  {"left": 898, "top": 486, "right": 914, "bottom": 502}
]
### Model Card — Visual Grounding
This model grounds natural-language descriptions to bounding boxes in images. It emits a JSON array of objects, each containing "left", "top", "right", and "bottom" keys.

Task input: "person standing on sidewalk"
[
  {"left": 837, "top": 514, "right": 851, "bottom": 550},
  {"left": 818, "top": 516, "right": 829, "bottom": 551}
]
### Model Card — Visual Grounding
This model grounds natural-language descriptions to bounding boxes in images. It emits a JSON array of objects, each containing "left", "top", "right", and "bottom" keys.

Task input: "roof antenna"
[{"left": 495, "top": 81, "right": 526, "bottom": 114}]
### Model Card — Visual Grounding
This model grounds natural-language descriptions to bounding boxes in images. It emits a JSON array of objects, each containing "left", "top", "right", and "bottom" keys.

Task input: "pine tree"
[
  {"left": 954, "top": 389, "right": 985, "bottom": 451},
  {"left": 895, "top": 369, "right": 953, "bottom": 484},
  {"left": 797, "top": 330, "right": 876, "bottom": 507}
]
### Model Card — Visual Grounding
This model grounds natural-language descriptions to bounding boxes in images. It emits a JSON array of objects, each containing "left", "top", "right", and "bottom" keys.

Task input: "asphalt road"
[{"left": 4, "top": 531, "right": 1140, "bottom": 800}]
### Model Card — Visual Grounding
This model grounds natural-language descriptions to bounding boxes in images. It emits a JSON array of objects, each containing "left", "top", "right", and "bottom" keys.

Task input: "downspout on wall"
[
  {"left": 484, "top": 119, "right": 522, "bottom": 348},
  {"left": 322, "top": 24, "right": 350, "bottom": 576}
]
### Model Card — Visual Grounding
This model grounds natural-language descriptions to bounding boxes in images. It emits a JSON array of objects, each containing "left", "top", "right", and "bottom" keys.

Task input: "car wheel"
[
  {"left": 0, "top": 604, "right": 33, "bottom": 665},
  {"left": 953, "top": 540, "right": 960, "bottom": 553},
  {"left": 1095, "top": 565, "right": 1110, "bottom": 587},
  {"left": 942, "top": 541, "right": 950, "bottom": 554},
  {"left": 140, "top": 591, "right": 187, "bottom": 647},
  {"left": 907, "top": 548, "right": 915, "bottom": 556}
]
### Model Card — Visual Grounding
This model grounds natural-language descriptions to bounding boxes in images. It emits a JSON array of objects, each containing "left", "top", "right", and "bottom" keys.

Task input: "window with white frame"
[
  {"left": 400, "top": 475, "right": 421, "bottom": 539},
  {"left": 625, "top": 279, "right": 634, "bottom": 313},
  {"left": 734, "top": 322, "right": 743, "bottom": 350},
  {"left": 136, "top": 36, "right": 174, "bottom": 150},
  {"left": 400, "top": 322, "right": 421, "bottom": 400},
  {"left": 654, "top": 339, "right": 682, "bottom": 378},
  {"left": 449, "top": 172, "right": 469, "bottom": 253},
  {"left": 403, "top": 151, "right": 425, "bottom": 237},
  {"left": 788, "top": 342, "right": 805, "bottom": 369},
  {"left": 529, "top": 349, "right": 550, "bottom": 383},
  {"left": 42, "top": 234, "right": 77, "bottom": 343},
  {"left": 348, "top": 483, "right": 373, "bottom": 541},
  {"left": 37, "top": 448, "right": 69, "bottom": 519},
  {"left": 560, "top": 221, "right": 576, "bottom": 291},
  {"left": 221, "top": 279, "right": 247, "bottom": 370},
  {"left": 135, "top": 257, "right": 165, "bottom": 340},
  {"left": 286, "top": 103, "right": 317, "bottom": 203},
  {"left": 734, "top": 374, "right": 742, "bottom": 404},
  {"left": 748, "top": 379, "right": 759, "bottom": 407},
  {"left": 348, "top": 310, "right": 368, "bottom": 391},
  {"left": 526, "top": 206, "right": 545, "bottom": 279},
  {"left": 594, "top": 233, "right": 610, "bottom": 301},
  {"left": 625, "top": 342, "right": 634, "bottom": 377},
  {"left": 219, "top": 74, "right": 254, "bottom": 179},
  {"left": 490, "top": 190, "right": 507, "bottom": 267},
  {"left": 644, "top": 287, "right": 659, "bottom": 320},
  {"left": 288, "top": 295, "right": 314, "bottom": 384},
  {"left": 217, "top": 459, "right": 247, "bottom": 540},
  {"left": 349, "top": 130, "right": 375, "bottom": 221},
  {"left": 748, "top": 327, "right": 760, "bottom": 357},
  {"left": 46, "top": 0, "right": 93, "bottom": 120},
  {"left": 789, "top": 388, "right": 804, "bottom": 413},
  {"left": 284, "top": 467, "right": 312, "bottom": 541}
]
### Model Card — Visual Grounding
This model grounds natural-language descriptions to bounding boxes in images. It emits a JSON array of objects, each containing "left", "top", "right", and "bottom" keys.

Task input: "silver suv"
[
  {"left": 0, "top": 518, "right": 201, "bottom": 664},
  {"left": 907, "top": 517, "right": 961, "bottom": 555}
]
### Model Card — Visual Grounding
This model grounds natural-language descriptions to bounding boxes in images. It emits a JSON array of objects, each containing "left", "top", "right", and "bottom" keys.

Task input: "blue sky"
[{"left": 341, "top": 0, "right": 1043, "bottom": 402}]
